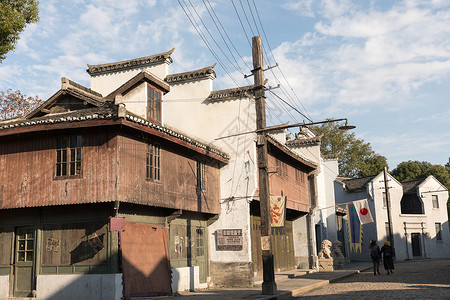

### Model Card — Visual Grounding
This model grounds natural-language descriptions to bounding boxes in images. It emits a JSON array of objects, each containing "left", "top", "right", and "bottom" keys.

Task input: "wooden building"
[{"left": 0, "top": 78, "right": 228, "bottom": 299}]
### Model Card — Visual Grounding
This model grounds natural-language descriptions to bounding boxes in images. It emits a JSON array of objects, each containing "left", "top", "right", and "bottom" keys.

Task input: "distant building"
[{"left": 335, "top": 171, "right": 450, "bottom": 261}]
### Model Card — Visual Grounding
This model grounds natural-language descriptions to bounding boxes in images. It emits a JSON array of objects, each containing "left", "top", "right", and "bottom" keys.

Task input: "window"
[
  {"left": 146, "top": 143, "right": 160, "bottom": 180},
  {"left": 435, "top": 223, "right": 442, "bottom": 241},
  {"left": 147, "top": 85, "right": 162, "bottom": 123},
  {"left": 432, "top": 195, "right": 439, "bottom": 208},
  {"left": 197, "top": 159, "right": 206, "bottom": 191},
  {"left": 385, "top": 222, "right": 390, "bottom": 239},
  {"left": 295, "top": 169, "right": 305, "bottom": 183},
  {"left": 56, "top": 135, "right": 82, "bottom": 177},
  {"left": 196, "top": 227, "right": 204, "bottom": 257},
  {"left": 382, "top": 192, "right": 387, "bottom": 208}
]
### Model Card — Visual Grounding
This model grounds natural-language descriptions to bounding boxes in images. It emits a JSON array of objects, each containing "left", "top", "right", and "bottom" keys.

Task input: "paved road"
[{"left": 293, "top": 259, "right": 450, "bottom": 299}]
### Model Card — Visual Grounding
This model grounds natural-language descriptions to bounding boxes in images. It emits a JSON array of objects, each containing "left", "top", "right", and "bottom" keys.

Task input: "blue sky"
[{"left": 1, "top": 0, "right": 449, "bottom": 169}]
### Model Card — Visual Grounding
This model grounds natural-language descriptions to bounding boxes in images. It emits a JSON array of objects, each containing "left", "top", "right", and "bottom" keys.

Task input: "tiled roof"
[
  {"left": 322, "top": 153, "right": 340, "bottom": 160},
  {"left": 86, "top": 48, "right": 175, "bottom": 76},
  {"left": 0, "top": 105, "right": 229, "bottom": 161},
  {"left": 26, "top": 78, "right": 106, "bottom": 119},
  {"left": 123, "top": 111, "right": 229, "bottom": 160},
  {"left": 105, "top": 70, "right": 170, "bottom": 100},
  {"left": 207, "top": 85, "right": 254, "bottom": 102},
  {"left": 0, "top": 106, "right": 116, "bottom": 131},
  {"left": 402, "top": 178, "right": 426, "bottom": 194},
  {"left": 165, "top": 64, "right": 217, "bottom": 84},
  {"left": 286, "top": 135, "right": 322, "bottom": 146},
  {"left": 267, "top": 135, "right": 317, "bottom": 169},
  {"left": 342, "top": 176, "right": 376, "bottom": 192}
]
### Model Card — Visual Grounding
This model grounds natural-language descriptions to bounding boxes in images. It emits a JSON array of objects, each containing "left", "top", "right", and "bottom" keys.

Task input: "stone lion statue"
[
  {"left": 331, "top": 240, "right": 345, "bottom": 268},
  {"left": 317, "top": 239, "right": 332, "bottom": 259}
]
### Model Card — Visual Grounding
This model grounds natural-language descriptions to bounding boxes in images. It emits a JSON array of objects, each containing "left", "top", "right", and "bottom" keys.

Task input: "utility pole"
[
  {"left": 383, "top": 167, "right": 395, "bottom": 254},
  {"left": 252, "top": 35, "right": 277, "bottom": 295}
]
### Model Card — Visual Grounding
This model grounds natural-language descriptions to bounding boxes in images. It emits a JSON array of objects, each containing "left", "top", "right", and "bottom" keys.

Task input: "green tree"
[
  {"left": 0, "top": 0, "right": 39, "bottom": 62},
  {"left": 0, "top": 89, "right": 42, "bottom": 120},
  {"left": 391, "top": 160, "right": 432, "bottom": 182},
  {"left": 312, "top": 121, "right": 388, "bottom": 177}
]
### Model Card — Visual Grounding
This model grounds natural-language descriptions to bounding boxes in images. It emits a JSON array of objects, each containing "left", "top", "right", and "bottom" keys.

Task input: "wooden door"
[
  {"left": 251, "top": 216, "right": 263, "bottom": 274},
  {"left": 251, "top": 217, "right": 295, "bottom": 274},
  {"left": 411, "top": 233, "right": 421, "bottom": 257},
  {"left": 13, "top": 227, "right": 35, "bottom": 297},
  {"left": 192, "top": 226, "right": 208, "bottom": 283}
]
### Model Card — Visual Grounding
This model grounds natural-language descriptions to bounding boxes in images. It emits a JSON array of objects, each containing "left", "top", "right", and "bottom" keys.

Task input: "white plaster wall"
[
  {"left": 322, "top": 159, "right": 339, "bottom": 243},
  {"left": 171, "top": 266, "right": 207, "bottom": 292},
  {"left": 418, "top": 177, "right": 450, "bottom": 258},
  {"left": 35, "top": 274, "right": 122, "bottom": 300},
  {"left": 117, "top": 82, "right": 147, "bottom": 119},
  {"left": 90, "top": 63, "right": 168, "bottom": 96},
  {"left": 0, "top": 275, "right": 8, "bottom": 300},
  {"left": 163, "top": 79, "right": 257, "bottom": 264},
  {"left": 290, "top": 144, "right": 320, "bottom": 165}
]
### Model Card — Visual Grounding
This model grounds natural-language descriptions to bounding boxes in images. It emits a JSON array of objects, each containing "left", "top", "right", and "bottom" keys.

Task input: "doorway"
[
  {"left": 411, "top": 233, "right": 421, "bottom": 257},
  {"left": 13, "top": 227, "right": 35, "bottom": 297}
]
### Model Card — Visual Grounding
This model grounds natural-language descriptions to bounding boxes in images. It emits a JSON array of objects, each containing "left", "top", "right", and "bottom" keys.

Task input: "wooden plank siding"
[
  {"left": 0, "top": 125, "right": 221, "bottom": 214},
  {"left": 117, "top": 133, "right": 221, "bottom": 214},
  {"left": 0, "top": 128, "right": 117, "bottom": 209},
  {"left": 266, "top": 145, "right": 312, "bottom": 213}
]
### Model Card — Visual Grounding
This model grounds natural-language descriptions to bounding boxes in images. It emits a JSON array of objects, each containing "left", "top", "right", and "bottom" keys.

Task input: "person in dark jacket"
[
  {"left": 381, "top": 241, "right": 395, "bottom": 274},
  {"left": 369, "top": 240, "right": 381, "bottom": 275}
]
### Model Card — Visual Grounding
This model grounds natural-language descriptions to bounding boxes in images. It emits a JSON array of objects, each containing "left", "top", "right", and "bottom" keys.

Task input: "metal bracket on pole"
[
  {"left": 265, "top": 84, "right": 280, "bottom": 91},
  {"left": 244, "top": 63, "right": 279, "bottom": 78}
]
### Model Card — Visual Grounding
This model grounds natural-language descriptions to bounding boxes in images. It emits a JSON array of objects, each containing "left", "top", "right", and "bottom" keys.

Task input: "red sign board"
[{"left": 109, "top": 217, "right": 125, "bottom": 231}]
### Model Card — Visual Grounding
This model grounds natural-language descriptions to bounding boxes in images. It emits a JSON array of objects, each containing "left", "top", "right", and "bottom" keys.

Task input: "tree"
[
  {"left": 0, "top": 89, "right": 42, "bottom": 120},
  {"left": 0, "top": 0, "right": 39, "bottom": 62},
  {"left": 312, "top": 121, "right": 388, "bottom": 177},
  {"left": 391, "top": 160, "right": 432, "bottom": 182}
]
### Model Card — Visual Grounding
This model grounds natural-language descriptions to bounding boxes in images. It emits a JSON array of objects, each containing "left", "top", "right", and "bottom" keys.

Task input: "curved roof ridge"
[
  {"left": 87, "top": 48, "right": 175, "bottom": 76},
  {"left": 207, "top": 85, "right": 254, "bottom": 102},
  {"left": 165, "top": 63, "right": 217, "bottom": 84}
]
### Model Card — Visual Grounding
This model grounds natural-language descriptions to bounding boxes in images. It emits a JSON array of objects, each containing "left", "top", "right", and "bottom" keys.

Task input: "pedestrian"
[
  {"left": 369, "top": 240, "right": 381, "bottom": 275},
  {"left": 381, "top": 241, "right": 395, "bottom": 275}
]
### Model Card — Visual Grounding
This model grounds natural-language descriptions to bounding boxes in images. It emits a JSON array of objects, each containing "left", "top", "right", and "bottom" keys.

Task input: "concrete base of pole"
[
  {"left": 262, "top": 281, "right": 278, "bottom": 295},
  {"left": 262, "top": 254, "right": 277, "bottom": 295}
]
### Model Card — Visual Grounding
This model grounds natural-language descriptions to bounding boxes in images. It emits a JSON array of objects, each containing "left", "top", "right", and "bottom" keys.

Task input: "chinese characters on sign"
[
  {"left": 270, "top": 196, "right": 286, "bottom": 228},
  {"left": 217, "top": 229, "right": 243, "bottom": 251}
]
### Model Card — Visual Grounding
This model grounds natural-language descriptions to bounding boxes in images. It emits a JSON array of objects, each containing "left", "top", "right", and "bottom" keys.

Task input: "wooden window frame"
[
  {"left": 56, "top": 135, "right": 82, "bottom": 178},
  {"left": 147, "top": 84, "right": 162, "bottom": 123},
  {"left": 197, "top": 159, "right": 206, "bottom": 192},
  {"left": 146, "top": 142, "right": 161, "bottom": 181}
]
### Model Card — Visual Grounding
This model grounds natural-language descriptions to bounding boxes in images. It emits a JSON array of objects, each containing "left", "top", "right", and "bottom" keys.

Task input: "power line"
[{"left": 177, "top": 0, "right": 241, "bottom": 87}]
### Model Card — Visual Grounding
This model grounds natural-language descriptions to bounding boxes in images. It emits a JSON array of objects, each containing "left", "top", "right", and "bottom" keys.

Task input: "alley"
[{"left": 294, "top": 259, "right": 450, "bottom": 299}]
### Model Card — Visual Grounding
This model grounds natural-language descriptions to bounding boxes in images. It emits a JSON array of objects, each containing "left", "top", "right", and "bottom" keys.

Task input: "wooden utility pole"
[
  {"left": 252, "top": 35, "right": 277, "bottom": 295},
  {"left": 383, "top": 167, "right": 395, "bottom": 254}
]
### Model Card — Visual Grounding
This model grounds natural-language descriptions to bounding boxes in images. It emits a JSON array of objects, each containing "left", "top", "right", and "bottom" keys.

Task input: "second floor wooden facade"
[{"left": 0, "top": 101, "right": 228, "bottom": 215}]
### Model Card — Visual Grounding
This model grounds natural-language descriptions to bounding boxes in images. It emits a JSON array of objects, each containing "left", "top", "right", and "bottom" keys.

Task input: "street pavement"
[
  {"left": 152, "top": 259, "right": 449, "bottom": 300},
  {"left": 295, "top": 259, "right": 450, "bottom": 299}
]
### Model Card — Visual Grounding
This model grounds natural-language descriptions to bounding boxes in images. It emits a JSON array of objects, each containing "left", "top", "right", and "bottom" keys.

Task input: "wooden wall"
[
  {"left": 0, "top": 127, "right": 117, "bottom": 209},
  {"left": 0, "top": 125, "right": 221, "bottom": 214},
  {"left": 117, "top": 133, "right": 221, "bottom": 214},
  {"left": 267, "top": 149, "right": 310, "bottom": 213}
]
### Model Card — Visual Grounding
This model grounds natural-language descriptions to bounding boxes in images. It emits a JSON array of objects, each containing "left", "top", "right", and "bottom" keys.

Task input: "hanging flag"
[
  {"left": 270, "top": 196, "right": 286, "bottom": 227},
  {"left": 353, "top": 199, "right": 374, "bottom": 224},
  {"left": 346, "top": 204, "right": 363, "bottom": 253}
]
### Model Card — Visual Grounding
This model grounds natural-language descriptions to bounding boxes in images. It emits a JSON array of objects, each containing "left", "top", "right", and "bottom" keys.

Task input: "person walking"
[
  {"left": 381, "top": 241, "right": 395, "bottom": 275},
  {"left": 369, "top": 240, "right": 381, "bottom": 275}
]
